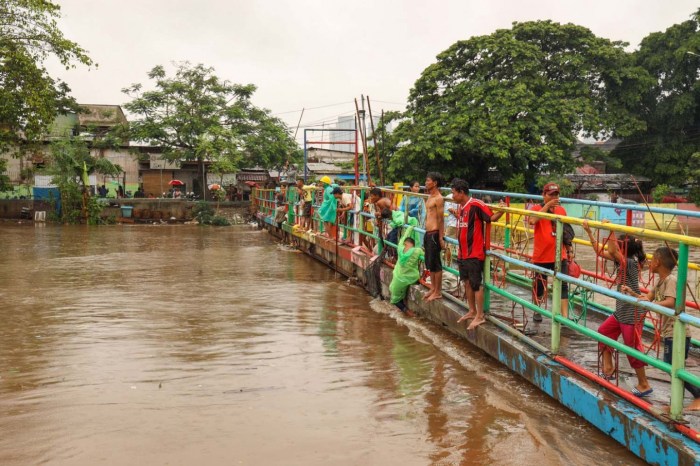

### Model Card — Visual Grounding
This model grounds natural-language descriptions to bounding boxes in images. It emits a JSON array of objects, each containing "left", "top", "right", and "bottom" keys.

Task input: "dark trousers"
[{"left": 663, "top": 337, "right": 700, "bottom": 399}]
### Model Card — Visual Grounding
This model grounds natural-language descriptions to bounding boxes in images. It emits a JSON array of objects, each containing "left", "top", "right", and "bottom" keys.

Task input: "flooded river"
[{"left": 0, "top": 224, "right": 643, "bottom": 465}]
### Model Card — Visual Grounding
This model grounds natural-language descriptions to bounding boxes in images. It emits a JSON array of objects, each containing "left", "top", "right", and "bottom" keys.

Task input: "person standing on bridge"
[
  {"left": 318, "top": 176, "right": 337, "bottom": 237},
  {"left": 449, "top": 178, "right": 504, "bottom": 330},
  {"left": 625, "top": 246, "right": 699, "bottom": 407},
  {"left": 528, "top": 182, "right": 569, "bottom": 320},
  {"left": 583, "top": 220, "right": 652, "bottom": 397},
  {"left": 424, "top": 172, "right": 446, "bottom": 302}
]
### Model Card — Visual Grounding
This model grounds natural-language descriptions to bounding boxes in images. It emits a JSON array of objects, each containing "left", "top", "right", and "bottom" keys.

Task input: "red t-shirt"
[
  {"left": 531, "top": 204, "right": 567, "bottom": 263},
  {"left": 456, "top": 198, "right": 493, "bottom": 260}
]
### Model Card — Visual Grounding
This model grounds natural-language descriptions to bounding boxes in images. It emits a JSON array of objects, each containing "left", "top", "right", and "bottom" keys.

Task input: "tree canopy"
[
  {"left": 383, "top": 20, "right": 649, "bottom": 186},
  {"left": 122, "top": 63, "right": 299, "bottom": 197},
  {"left": 0, "top": 0, "right": 92, "bottom": 150},
  {"left": 612, "top": 9, "right": 700, "bottom": 192}
]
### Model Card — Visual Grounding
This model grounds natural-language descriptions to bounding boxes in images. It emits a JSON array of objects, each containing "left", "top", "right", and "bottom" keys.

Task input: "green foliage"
[
  {"left": 210, "top": 215, "right": 231, "bottom": 226},
  {"left": 85, "top": 196, "right": 104, "bottom": 225},
  {"left": 652, "top": 184, "right": 671, "bottom": 203},
  {"left": 613, "top": 9, "right": 700, "bottom": 187},
  {"left": 44, "top": 137, "right": 121, "bottom": 223},
  {"left": 503, "top": 174, "right": 526, "bottom": 194},
  {"left": 121, "top": 63, "right": 299, "bottom": 198},
  {"left": 0, "top": 0, "right": 92, "bottom": 151},
  {"left": 579, "top": 146, "right": 622, "bottom": 170},
  {"left": 192, "top": 201, "right": 214, "bottom": 224},
  {"left": 689, "top": 152, "right": 700, "bottom": 205},
  {"left": 0, "top": 158, "right": 10, "bottom": 190},
  {"left": 384, "top": 21, "right": 648, "bottom": 186}
]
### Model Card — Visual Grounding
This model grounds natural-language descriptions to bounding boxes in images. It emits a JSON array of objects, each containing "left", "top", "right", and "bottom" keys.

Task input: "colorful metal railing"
[{"left": 253, "top": 185, "right": 700, "bottom": 427}]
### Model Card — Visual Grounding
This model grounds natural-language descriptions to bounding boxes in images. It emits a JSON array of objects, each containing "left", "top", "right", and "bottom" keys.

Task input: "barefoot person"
[
  {"left": 449, "top": 179, "right": 504, "bottom": 330},
  {"left": 423, "top": 172, "right": 445, "bottom": 302}
]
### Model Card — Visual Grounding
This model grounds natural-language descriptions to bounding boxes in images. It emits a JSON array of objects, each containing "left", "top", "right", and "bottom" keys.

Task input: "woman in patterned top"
[{"left": 583, "top": 220, "right": 652, "bottom": 397}]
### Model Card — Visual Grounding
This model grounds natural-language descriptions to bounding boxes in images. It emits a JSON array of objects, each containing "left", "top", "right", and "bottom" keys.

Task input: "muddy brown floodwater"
[{"left": 0, "top": 224, "right": 644, "bottom": 465}]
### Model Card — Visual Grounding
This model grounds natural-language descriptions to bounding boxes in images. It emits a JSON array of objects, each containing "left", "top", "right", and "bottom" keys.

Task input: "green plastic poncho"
[
  {"left": 389, "top": 210, "right": 419, "bottom": 244},
  {"left": 318, "top": 183, "right": 338, "bottom": 223},
  {"left": 389, "top": 225, "right": 424, "bottom": 305}
]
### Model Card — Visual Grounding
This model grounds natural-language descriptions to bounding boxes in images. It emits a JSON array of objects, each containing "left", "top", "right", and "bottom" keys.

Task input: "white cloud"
[{"left": 47, "top": 0, "right": 699, "bottom": 143}]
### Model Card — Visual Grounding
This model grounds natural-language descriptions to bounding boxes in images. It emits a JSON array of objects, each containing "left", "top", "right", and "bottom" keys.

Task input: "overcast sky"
[{"left": 49, "top": 0, "right": 699, "bottom": 144}]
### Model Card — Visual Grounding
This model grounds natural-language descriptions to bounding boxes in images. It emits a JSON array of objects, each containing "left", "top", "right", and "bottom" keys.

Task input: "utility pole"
[{"left": 360, "top": 95, "right": 367, "bottom": 183}]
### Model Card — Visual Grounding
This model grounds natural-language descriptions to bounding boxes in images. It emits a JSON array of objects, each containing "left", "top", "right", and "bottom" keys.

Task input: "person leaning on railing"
[
  {"left": 528, "top": 182, "right": 569, "bottom": 320},
  {"left": 624, "top": 246, "right": 700, "bottom": 409},
  {"left": 582, "top": 220, "right": 653, "bottom": 398}
]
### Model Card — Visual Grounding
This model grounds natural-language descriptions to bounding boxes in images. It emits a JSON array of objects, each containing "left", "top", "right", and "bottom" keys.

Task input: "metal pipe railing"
[{"left": 254, "top": 185, "right": 700, "bottom": 422}]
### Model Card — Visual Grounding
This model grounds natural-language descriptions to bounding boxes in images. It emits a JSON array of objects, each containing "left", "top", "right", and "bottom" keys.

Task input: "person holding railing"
[
  {"left": 318, "top": 176, "right": 337, "bottom": 237},
  {"left": 449, "top": 179, "right": 505, "bottom": 330},
  {"left": 400, "top": 180, "right": 425, "bottom": 221},
  {"left": 624, "top": 246, "right": 700, "bottom": 409},
  {"left": 363, "top": 187, "right": 392, "bottom": 251},
  {"left": 294, "top": 179, "right": 312, "bottom": 230},
  {"left": 528, "top": 183, "right": 569, "bottom": 320},
  {"left": 583, "top": 220, "right": 653, "bottom": 397}
]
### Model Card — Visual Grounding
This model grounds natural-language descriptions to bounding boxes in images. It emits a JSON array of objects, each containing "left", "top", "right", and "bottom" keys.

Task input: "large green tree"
[
  {"left": 46, "top": 137, "right": 121, "bottom": 223},
  {"left": 122, "top": 63, "right": 299, "bottom": 198},
  {"left": 0, "top": 0, "right": 92, "bottom": 150},
  {"left": 384, "top": 21, "right": 649, "bottom": 186},
  {"left": 612, "top": 9, "right": 700, "bottom": 194}
]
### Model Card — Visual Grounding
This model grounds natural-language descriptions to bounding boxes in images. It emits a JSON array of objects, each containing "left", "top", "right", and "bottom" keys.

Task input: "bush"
[
  {"left": 652, "top": 184, "right": 670, "bottom": 203},
  {"left": 210, "top": 215, "right": 231, "bottom": 226},
  {"left": 193, "top": 201, "right": 214, "bottom": 224}
]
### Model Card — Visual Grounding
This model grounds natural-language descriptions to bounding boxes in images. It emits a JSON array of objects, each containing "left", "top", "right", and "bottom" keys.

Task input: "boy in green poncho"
[
  {"left": 380, "top": 208, "right": 419, "bottom": 258},
  {"left": 389, "top": 224, "right": 424, "bottom": 316}
]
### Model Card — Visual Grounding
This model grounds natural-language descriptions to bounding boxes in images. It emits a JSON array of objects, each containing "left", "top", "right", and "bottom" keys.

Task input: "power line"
[{"left": 272, "top": 101, "right": 353, "bottom": 116}]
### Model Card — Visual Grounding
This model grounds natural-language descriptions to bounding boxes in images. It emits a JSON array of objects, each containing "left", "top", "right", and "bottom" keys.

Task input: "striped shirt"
[{"left": 614, "top": 257, "right": 642, "bottom": 325}]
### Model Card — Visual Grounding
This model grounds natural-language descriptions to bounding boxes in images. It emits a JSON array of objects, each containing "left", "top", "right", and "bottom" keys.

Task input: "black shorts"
[
  {"left": 456, "top": 258, "right": 484, "bottom": 291},
  {"left": 424, "top": 230, "right": 442, "bottom": 273},
  {"left": 303, "top": 203, "right": 311, "bottom": 217},
  {"left": 533, "top": 260, "right": 569, "bottom": 298}
]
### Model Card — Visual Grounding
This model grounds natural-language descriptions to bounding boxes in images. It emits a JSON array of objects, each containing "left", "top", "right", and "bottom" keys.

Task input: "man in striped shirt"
[{"left": 449, "top": 178, "right": 504, "bottom": 330}]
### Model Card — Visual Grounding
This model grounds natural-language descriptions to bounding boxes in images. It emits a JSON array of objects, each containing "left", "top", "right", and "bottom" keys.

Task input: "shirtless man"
[
  {"left": 424, "top": 172, "right": 445, "bottom": 302},
  {"left": 363, "top": 188, "right": 392, "bottom": 250}
]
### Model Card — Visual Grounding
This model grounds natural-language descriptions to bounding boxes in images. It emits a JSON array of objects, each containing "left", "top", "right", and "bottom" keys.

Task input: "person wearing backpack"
[{"left": 528, "top": 182, "right": 569, "bottom": 319}]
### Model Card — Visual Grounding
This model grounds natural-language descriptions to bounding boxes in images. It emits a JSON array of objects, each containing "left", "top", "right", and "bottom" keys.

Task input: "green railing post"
[
  {"left": 551, "top": 220, "right": 563, "bottom": 354},
  {"left": 503, "top": 197, "right": 511, "bottom": 251},
  {"left": 287, "top": 186, "right": 296, "bottom": 225},
  {"left": 670, "top": 242, "right": 689, "bottom": 420},
  {"left": 484, "top": 254, "right": 491, "bottom": 312},
  {"left": 359, "top": 189, "right": 366, "bottom": 245}
]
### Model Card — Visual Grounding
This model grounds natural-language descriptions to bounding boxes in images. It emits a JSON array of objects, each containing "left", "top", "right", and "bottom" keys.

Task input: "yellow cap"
[{"left": 320, "top": 176, "right": 332, "bottom": 185}]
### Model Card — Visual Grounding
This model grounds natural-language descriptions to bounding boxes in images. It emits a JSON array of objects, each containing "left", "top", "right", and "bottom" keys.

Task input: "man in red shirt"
[
  {"left": 528, "top": 182, "right": 569, "bottom": 320},
  {"left": 449, "top": 179, "right": 504, "bottom": 330}
]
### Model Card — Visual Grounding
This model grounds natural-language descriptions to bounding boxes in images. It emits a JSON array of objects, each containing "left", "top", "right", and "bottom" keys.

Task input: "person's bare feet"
[
  {"left": 467, "top": 317, "right": 485, "bottom": 330},
  {"left": 687, "top": 399, "right": 700, "bottom": 411},
  {"left": 458, "top": 312, "right": 475, "bottom": 323}
]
